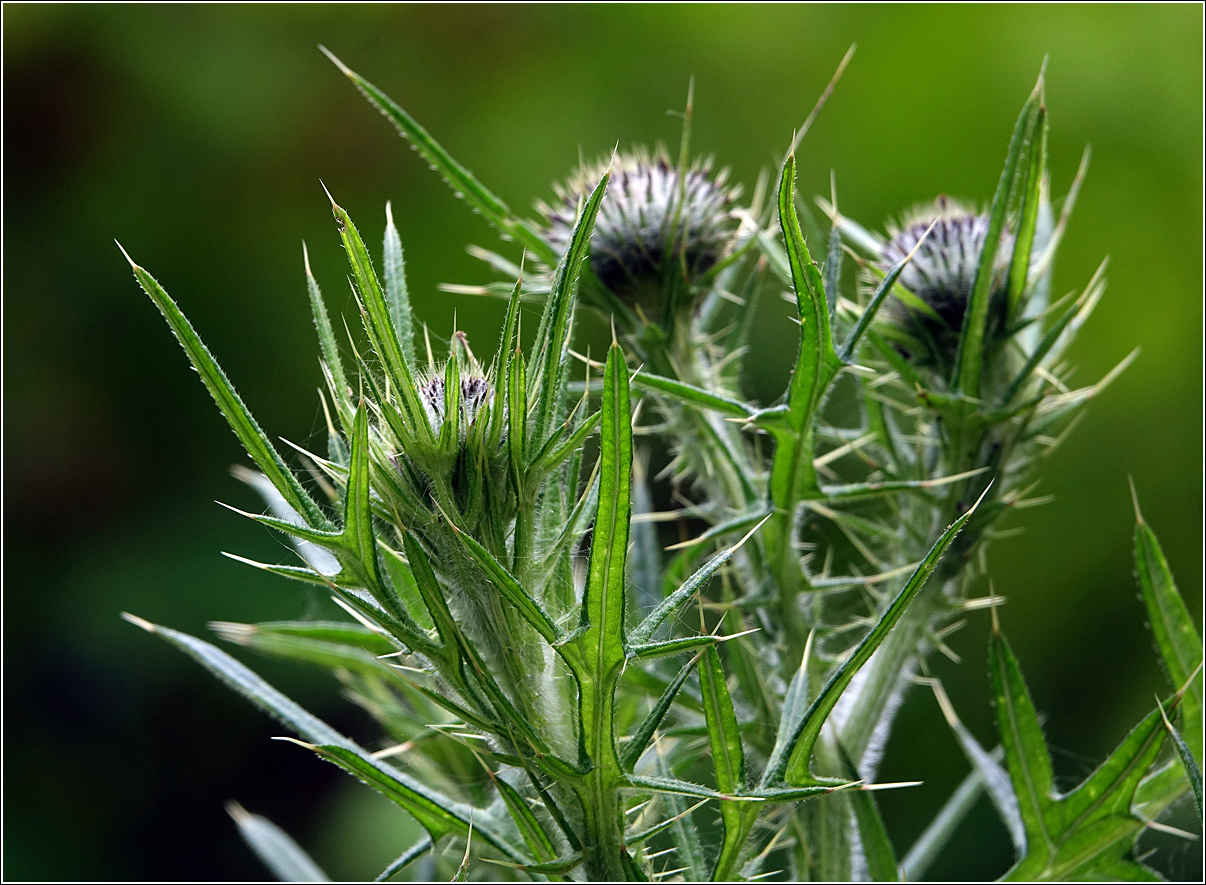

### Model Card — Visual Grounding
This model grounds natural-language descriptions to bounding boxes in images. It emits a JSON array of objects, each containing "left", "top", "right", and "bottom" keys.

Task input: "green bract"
[{"left": 125, "top": 52, "right": 1200, "bottom": 882}]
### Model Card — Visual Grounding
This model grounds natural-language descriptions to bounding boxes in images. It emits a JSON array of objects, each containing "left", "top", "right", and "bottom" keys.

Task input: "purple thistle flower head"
[{"left": 539, "top": 147, "right": 742, "bottom": 314}]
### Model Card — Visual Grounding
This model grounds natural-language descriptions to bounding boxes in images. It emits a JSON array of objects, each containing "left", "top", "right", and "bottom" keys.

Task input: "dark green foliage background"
[{"left": 3, "top": 4, "right": 1201, "bottom": 880}]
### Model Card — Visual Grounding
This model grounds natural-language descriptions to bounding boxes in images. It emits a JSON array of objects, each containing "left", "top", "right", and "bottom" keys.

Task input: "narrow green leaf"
[
  {"left": 990, "top": 627, "right": 1056, "bottom": 863},
  {"left": 838, "top": 245, "right": 915, "bottom": 363},
  {"left": 620, "top": 653, "right": 702, "bottom": 772},
  {"left": 625, "top": 774, "right": 743, "bottom": 802},
  {"left": 632, "top": 371, "right": 756, "bottom": 419},
  {"left": 1060, "top": 703, "right": 1171, "bottom": 831},
  {"left": 489, "top": 276, "right": 523, "bottom": 448},
  {"left": 627, "top": 636, "right": 719, "bottom": 659},
  {"left": 1007, "top": 103, "right": 1049, "bottom": 321},
  {"left": 767, "top": 488, "right": 986, "bottom": 787},
  {"left": 768, "top": 156, "right": 842, "bottom": 507},
  {"left": 1160, "top": 703, "right": 1203, "bottom": 820},
  {"left": 629, "top": 541, "right": 744, "bottom": 648},
  {"left": 310, "top": 743, "right": 523, "bottom": 861},
  {"left": 531, "top": 410, "right": 601, "bottom": 475},
  {"left": 490, "top": 774, "right": 559, "bottom": 865},
  {"left": 125, "top": 615, "right": 521, "bottom": 856},
  {"left": 124, "top": 253, "right": 330, "bottom": 529},
  {"left": 700, "top": 646, "right": 757, "bottom": 882},
  {"left": 508, "top": 349, "right": 527, "bottom": 497},
  {"left": 379, "top": 545, "right": 436, "bottom": 633},
  {"left": 383, "top": 201, "right": 415, "bottom": 364},
  {"left": 1003, "top": 282, "right": 1090, "bottom": 405},
  {"left": 211, "top": 624, "right": 402, "bottom": 677},
  {"left": 439, "top": 351, "right": 461, "bottom": 452},
  {"left": 1134, "top": 497, "right": 1203, "bottom": 761},
  {"left": 953, "top": 73, "right": 1042, "bottom": 397},
  {"left": 328, "top": 197, "right": 428, "bottom": 440},
  {"left": 227, "top": 802, "right": 330, "bottom": 882},
  {"left": 567, "top": 341, "right": 632, "bottom": 774},
  {"left": 376, "top": 835, "right": 433, "bottom": 882},
  {"left": 341, "top": 406, "right": 393, "bottom": 608},
  {"left": 322, "top": 49, "right": 558, "bottom": 266},
  {"left": 221, "top": 553, "right": 333, "bottom": 587},
  {"left": 212, "top": 620, "right": 399, "bottom": 656},
  {"left": 508, "top": 853, "right": 585, "bottom": 875},
  {"left": 765, "top": 643, "right": 812, "bottom": 782},
  {"left": 700, "top": 646, "right": 746, "bottom": 795},
  {"left": 530, "top": 174, "right": 609, "bottom": 443},
  {"left": 303, "top": 242, "right": 351, "bottom": 417}
]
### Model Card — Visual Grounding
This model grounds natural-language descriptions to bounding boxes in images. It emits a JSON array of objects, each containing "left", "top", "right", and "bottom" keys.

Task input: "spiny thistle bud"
[
  {"left": 417, "top": 373, "right": 493, "bottom": 437},
  {"left": 538, "top": 148, "right": 742, "bottom": 319},
  {"left": 387, "top": 361, "right": 514, "bottom": 528},
  {"left": 877, "top": 196, "right": 1014, "bottom": 371}
]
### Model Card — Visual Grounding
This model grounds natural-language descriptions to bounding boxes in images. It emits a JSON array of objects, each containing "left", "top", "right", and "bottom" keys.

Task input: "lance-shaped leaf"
[
  {"left": 629, "top": 517, "right": 768, "bottom": 647},
  {"left": 1006, "top": 101, "right": 1049, "bottom": 322},
  {"left": 322, "top": 48, "right": 557, "bottom": 266},
  {"left": 953, "top": 70, "right": 1043, "bottom": 398},
  {"left": 211, "top": 623, "right": 404, "bottom": 678},
  {"left": 486, "top": 275, "right": 523, "bottom": 449},
  {"left": 630, "top": 371, "right": 756, "bottom": 419},
  {"left": 765, "top": 155, "right": 843, "bottom": 508},
  {"left": 328, "top": 196, "right": 430, "bottom": 443},
  {"left": 990, "top": 627, "right": 1056, "bottom": 867},
  {"left": 1157, "top": 701, "right": 1203, "bottom": 820},
  {"left": 564, "top": 342, "right": 632, "bottom": 777},
  {"left": 529, "top": 173, "right": 609, "bottom": 444},
  {"left": 303, "top": 242, "right": 351, "bottom": 421},
  {"left": 530, "top": 410, "right": 601, "bottom": 476},
  {"left": 122, "top": 249, "right": 331, "bottom": 530},
  {"left": 765, "top": 640, "right": 813, "bottom": 782},
  {"left": 227, "top": 802, "right": 330, "bottom": 882},
  {"left": 339, "top": 406, "right": 400, "bottom": 613},
  {"left": 620, "top": 652, "right": 702, "bottom": 772},
  {"left": 488, "top": 772, "right": 560, "bottom": 868},
  {"left": 1133, "top": 491, "right": 1203, "bottom": 761},
  {"left": 992, "top": 618, "right": 1178, "bottom": 881},
  {"left": 763, "top": 486, "right": 987, "bottom": 788},
  {"left": 212, "top": 620, "right": 400, "bottom": 657},
  {"left": 123, "top": 616, "right": 523, "bottom": 860},
  {"left": 383, "top": 201, "right": 415, "bottom": 364},
  {"left": 700, "top": 646, "right": 759, "bottom": 882},
  {"left": 306, "top": 743, "right": 523, "bottom": 862},
  {"left": 1003, "top": 277, "right": 1098, "bottom": 406},
  {"left": 376, "top": 835, "right": 433, "bottom": 882}
]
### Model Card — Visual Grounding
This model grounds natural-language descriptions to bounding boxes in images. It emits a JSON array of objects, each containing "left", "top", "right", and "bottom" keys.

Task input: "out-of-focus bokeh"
[{"left": 3, "top": 4, "right": 1200, "bottom": 880}]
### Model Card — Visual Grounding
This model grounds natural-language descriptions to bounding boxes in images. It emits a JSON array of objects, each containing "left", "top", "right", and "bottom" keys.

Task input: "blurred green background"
[{"left": 3, "top": 4, "right": 1201, "bottom": 880}]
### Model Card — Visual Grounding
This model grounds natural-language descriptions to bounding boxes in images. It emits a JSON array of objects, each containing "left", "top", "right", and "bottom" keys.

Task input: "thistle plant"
[{"left": 123, "top": 50, "right": 1201, "bottom": 882}]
